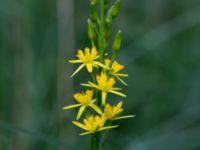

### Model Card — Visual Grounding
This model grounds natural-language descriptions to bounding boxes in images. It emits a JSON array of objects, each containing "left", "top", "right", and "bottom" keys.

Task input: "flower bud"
[
  {"left": 90, "top": 2, "right": 97, "bottom": 21},
  {"left": 112, "top": 30, "right": 122, "bottom": 52},
  {"left": 87, "top": 19, "right": 96, "bottom": 40},
  {"left": 105, "top": 19, "right": 112, "bottom": 40},
  {"left": 107, "top": 9, "right": 113, "bottom": 23},
  {"left": 110, "top": 0, "right": 120, "bottom": 18}
]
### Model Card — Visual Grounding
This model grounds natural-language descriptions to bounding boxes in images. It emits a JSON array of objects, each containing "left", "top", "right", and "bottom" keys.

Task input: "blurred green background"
[{"left": 0, "top": 0, "right": 200, "bottom": 150}]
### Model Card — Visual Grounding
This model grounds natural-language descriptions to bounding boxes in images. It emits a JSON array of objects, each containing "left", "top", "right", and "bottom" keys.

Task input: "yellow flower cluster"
[{"left": 63, "top": 47, "right": 134, "bottom": 136}]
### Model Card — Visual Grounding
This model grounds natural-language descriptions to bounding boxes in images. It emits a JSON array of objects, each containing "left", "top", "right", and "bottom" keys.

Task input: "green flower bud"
[
  {"left": 87, "top": 19, "right": 96, "bottom": 40},
  {"left": 107, "top": 8, "right": 113, "bottom": 22},
  {"left": 110, "top": 0, "right": 120, "bottom": 18},
  {"left": 105, "top": 19, "right": 112, "bottom": 40},
  {"left": 112, "top": 30, "right": 122, "bottom": 52},
  {"left": 90, "top": 2, "right": 97, "bottom": 21}
]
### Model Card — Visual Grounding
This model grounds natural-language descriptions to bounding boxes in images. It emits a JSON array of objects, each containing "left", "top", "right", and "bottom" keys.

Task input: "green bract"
[{"left": 112, "top": 30, "right": 122, "bottom": 52}]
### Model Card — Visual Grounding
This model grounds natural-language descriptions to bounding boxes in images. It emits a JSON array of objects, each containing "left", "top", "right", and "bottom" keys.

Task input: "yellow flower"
[
  {"left": 69, "top": 47, "right": 109, "bottom": 77},
  {"left": 105, "top": 59, "right": 128, "bottom": 86},
  {"left": 63, "top": 90, "right": 102, "bottom": 120},
  {"left": 103, "top": 101, "right": 135, "bottom": 120},
  {"left": 72, "top": 115, "right": 118, "bottom": 136},
  {"left": 81, "top": 72, "right": 126, "bottom": 105}
]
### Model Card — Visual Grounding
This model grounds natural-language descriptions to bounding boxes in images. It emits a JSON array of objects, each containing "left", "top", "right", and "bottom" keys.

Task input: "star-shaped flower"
[
  {"left": 72, "top": 115, "right": 118, "bottom": 136},
  {"left": 103, "top": 101, "right": 135, "bottom": 120},
  {"left": 81, "top": 72, "right": 126, "bottom": 105},
  {"left": 69, "top": 47, "right": 109, "bottom": 77},
  {"left": 105, "top": 59, "right": 128, "bottom": 86},
  {"left": 63, "top": 90, "right": 102, "bottom": 120}
]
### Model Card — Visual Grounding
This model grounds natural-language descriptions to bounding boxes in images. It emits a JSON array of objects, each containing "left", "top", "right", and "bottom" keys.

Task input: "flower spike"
[{"left": 64, "top": 0, "right": 135, "bottom": 147}]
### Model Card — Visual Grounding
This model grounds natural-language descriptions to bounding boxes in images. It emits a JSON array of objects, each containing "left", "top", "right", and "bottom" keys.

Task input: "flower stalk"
[
  {"left": 63, "top": 0, "right": 134, "bottom": 149},
  {"left": 99, "top": 0, "right": 106, "bottom": 62}
]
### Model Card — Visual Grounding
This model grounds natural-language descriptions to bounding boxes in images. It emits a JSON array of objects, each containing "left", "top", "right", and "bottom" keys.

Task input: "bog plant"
[{"left": 63, "top": 0, "right": 134, "bottom": 149}]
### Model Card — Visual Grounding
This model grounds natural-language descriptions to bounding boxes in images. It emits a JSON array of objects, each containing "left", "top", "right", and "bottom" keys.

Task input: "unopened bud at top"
[{"left": 110, "top": 0, "right": 120, "bottom": 18}]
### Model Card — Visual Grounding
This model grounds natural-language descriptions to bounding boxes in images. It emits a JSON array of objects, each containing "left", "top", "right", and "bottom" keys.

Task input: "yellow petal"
[
  {"left": 84, "top": 47, "right": 90, "bottom": 58},
  {"left": 72, "top": 121, "right": 88, "bottom": 131},
  {"left": 86, "top": 63, "right": 93, "bottom": 72},
  {"left": 114, "top": 73, "right": 128, "bottom": 77},
  {"left": 113, "top": 115, "right": 135, "bottom": 120},
  {"left": 94, "top": 61, "right": 110, "bottom": 70},
  {"left": 76, "top": 106, "right": 86, "bottom": 120},
  {"left": 98, "top": 125, "right": 118, "bottom": 132},
  {"left": 104, "top": 59, "right": 111, "bottom": 66},
  {"left": 116, "top": 101, "right": 123, "bottom": 108},
  {"left": 107, "top": 78, "right": 116, "bottom": 88},
  {"left": 80, "top": 83, "right": 93, "bottom": 87},
  {"left": 94, "top": 55, "right": 100, "bottom": 60},
  {"left": 91, "top": 47, "right": 98, "bottom": 59},
  {"left": 115, "top": 76, "right": 128, "bottom": 86},
  {"left": 102, "top": 92, "right": 107, "bottom": 106},
  {"left": 91, "top": 99, "right": 96, "bottom": 103},
  {"left": 86, "top": 90, "right": 94, "bottom": 99},
  {"left": 80, "top": 131, "right": 93, "bottom": 136},
  {"left": 81, "top": 82, "right": 100, "bottom": 90},
  {"left": 89, "top": 103, "right": 102, "bottom": 115},
  {"left": 88, "top": 82, "right": 101, "bottom": 90},
  {"left": 76, "top": 49, "right": 85, "bottom": 60},
  {"left": 63, "top": 104, "right": 81, "bottom": 110},
  {"left": 111, "top": 61, "right": 125, "bottom": 73},
  {"left": 70, "top": 63, "right": 85, "bottom": 77},
  {"left": 109, "top": 90, "right": 126, "bottom": 97},
  {"left": 112, "top": 87, "right": 122, "bottom": 90},
  {"left": 69, "top": 59, "right": 83, "bottom": 63}
]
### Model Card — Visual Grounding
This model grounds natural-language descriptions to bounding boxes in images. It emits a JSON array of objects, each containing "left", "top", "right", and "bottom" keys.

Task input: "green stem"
[
  {"left": 100, "top": 121, "right": 112, "bottom": 147},
  {"left": 90, "top": 73, "right": 99, "bottom": 103},
  {"left": 99, "top": 0, "right": 105, "bottom": 63},
  {"left": 91, "top": 134, "right": 94, "bottom": 150},
  {"left": 91, "top": 1, "right": 106, "bottom": 150},
  {"left": 98, "top": 0, "right": 105, "bottom": 105},
  {"left": 107, "top": 51, "right": 116, "bottom": 76},
  {"left": 110, "top": 50, "right": 116, "bottom": 66},
  {"left": 91, "top": 40, "right": 95, "bottom": 47},
  {"left": 90, "top": 72, "right": 95, "bottom": 83},
  {"left": 91, "top": 133, "right": 102, "bottom": 150}
]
